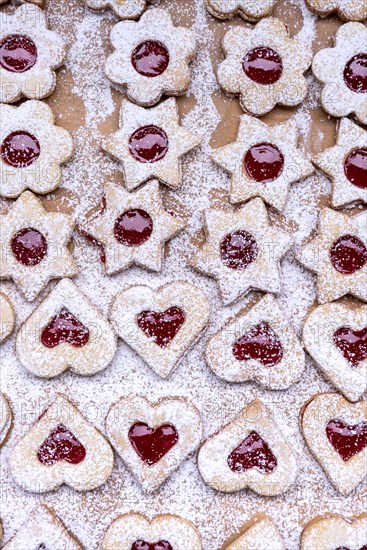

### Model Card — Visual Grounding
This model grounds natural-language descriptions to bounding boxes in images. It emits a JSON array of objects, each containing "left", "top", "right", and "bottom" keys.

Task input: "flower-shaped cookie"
[
  {"left": 105, "top": 9, "right": 196, "bottom": 106},
  {"left": 301, "top": 515, "right": 367, "bottom": 550},
  {"left": 80, "top": 180, "right": 185, "bottom": 275},
  {"left": 314, "top": 118, "right": 366, "bottom": 208},
  {"left": 306, "top": 0, "right": 367, "bottom": 21},
  {"left": 225, "top": 517, "right": 285, "bottom": 550},
  {"left": 0, "top": 4, "right": 66, "bottom": 103},
  {"left": 0, "top": 101, "right": 73, "bottom": 198},
  {"left": 0, "top": 191, "right": 78, "bottom": 301},
  {"left": 84, "top": 0, "right": 146, "bottom": 19},
  {"left": 313, "top": 23, "right": 367, "bottom": 125},
  {"left": 191, "top": 198, "right": 293, "bottom": 304},
  {"left": 103, "top": 99, "right": 200, "bottom": 191},
  {"left": 205, "top": 0, "right": 277, "bottom": 21},
  {"left": 217, "top": 18, "right": 312, "bottom": 116},
  {"left": 212, "top": 115, "right": 314, "bottom": 210},
  {"left": 298, "top": 208, "right": 367, "bottom": 303},
  {"left": 0, "top": 393, "right": 12, "bottom": 447},
  {"left": 0, "top": 292, "right": 15, "bottom": 343}
]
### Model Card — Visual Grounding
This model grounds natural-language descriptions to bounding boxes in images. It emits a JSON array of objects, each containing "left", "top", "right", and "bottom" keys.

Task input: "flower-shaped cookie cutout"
[
  {"left": 217, "top": 18, "right": 312, "bottom": 116},
  {"left": 191, "top": 198, "right": 293, "bottom": 305},
  {"left": 313, "top": 23, "right": 367, "bottom": 125},
  {"left": 0, "top": 101, "right": 73, "bottom": 198},
  {"left": 84, "top": 0, "right": 146, "bottom": 19},
  {"left": 105, "top": 9, "right": 196, "bottom": 106},
  {"left": 205, "top": 0, "right": 277, "bottom": 21},
  {"left": 314, "top": 118, "right": 366, "bottom": 208},
  {"left": 0, "top": 191, "right": 78, "bottom": 302},
  {"left": 298, "top": 208, "right": 367, "bottom": 303},
  {"left": 103, "top": 98, "right": 200, "bottom": 191},
  {"left": 306, "top": 0, "right": 367, "bottom": 21},
  {"left": 225, "top": 517, "right": 285, "bottom": 550},
  {"left": 0, "top": 393, "right": 12, "bottom": 447},
  {"left": 0, "top": 292, "right": 15, "bottom": 343},
  {"left": 80, "top": 180, "right": 185, "bottom": 275},
  {"left": 212, "top": 115, "right": 314, "bottom": 210},
  {"left": 0, "top": 5, "right": 66, "bottom": 103},
  {"left": 301, "top": 515, "right": 367, "bottom": 550}
]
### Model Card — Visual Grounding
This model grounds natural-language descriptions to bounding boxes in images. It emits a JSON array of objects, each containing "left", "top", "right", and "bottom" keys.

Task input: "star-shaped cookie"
[{"left": 191, "top": 198, "right": 293, "bottom": 304}]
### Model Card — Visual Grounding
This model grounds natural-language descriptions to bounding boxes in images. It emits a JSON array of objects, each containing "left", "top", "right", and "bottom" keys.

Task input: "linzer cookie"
[
  {"left": 301, "top": 514, "right": 367, "bottom": 550},
  {"left": 0, "top": 292, "right": 15, "bottom": 343},
  {"left": 109, "top": 281, "right": 210, "bottom": 378},
  {"left": 16, "top": 278, "right": 117, "bottom": 378},
  {"left": 0, "top": 393, "right": 12, "bottom": 447},
  {"left": 217, "top": 18, "right": 312, "bottom": 116},
  {"left": 10, "top": 394, "right": 114, "bottom": 493},
  {"left": 313, "top": 22, "right": 367, "bottom": 125},
  {"left": 105, "top": 8, "right": 196, "bottom": 106},
  {"left": 300, "top": 393, "right": 367, "bottom": 495},
  {"left": 0, "top": 4, "right": 66, "bottom": 103},
  {"left": 306, "top": 0, "right": 367, "bottom": 21},
  {"left": 103, "top": 98, "right": 200, "bottom": 191},
  {"left": 105, "top": 396, "right": 203, "bottom": 493},
  {"left": 224, "top": 516, "right": 285, "bottom": 550},
  {"left": 205, "top": 0, "right": 277, "bottom": 21},
  {"left": 198, "top": 400, "right": 298, "bottom": 495},
  {"left": 83, "top": 0, "right": 146, "bottom": 19}
]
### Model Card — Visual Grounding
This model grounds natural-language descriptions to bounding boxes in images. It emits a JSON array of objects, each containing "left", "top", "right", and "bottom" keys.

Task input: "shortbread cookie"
[
  {"left": 205, "top": 0, "right": 277, "bottom": 21},
  {"left": 105, "top": 9, "right": 196, "bottom": 106},
  {"left": 212, "top": 115, "right": 314, "bottom": 210},
  {"left": 110, "top": 281, "right": 210, "bottom": 378},
  {"left": 206, "top": 294, "right": 305, "bottom": 390},
  {"left": 300, "top": 393, "right": 367, "bottom": 495},
  {"left": 297, "top": 207, "right": 367, "bottom": 303},
  {"left": 0, "top": 394, "right": 12, "bottom": 447},
  {"left": 0, "top": 292, "right": 15, "bottom": 343},
  {"left": 313, "top": 23, "right": 367, "bottom": 125},
  {"left": 103, "top": 98, "right": 200, "bottom": 191},
  {"left": 84, "top": 0, "right": 146, "bottom": 19},
  {"left": 0, "top": 101, "right": 73, "bottom": 198},
  {"left": 16, "top": 278, "right": 117, "bottom": 378},
  {"left": 80, "top": 180, "right": 185, "bottom": 275},
  {"left": 191, "top": 198, "right": 293, "bottom": 305},
  {"left": 0, "top": 191, "right": 78, "bottom": 301},
  {"left": 225, "top": 516, "right": 285, "bottom": 550},
  {"left": 0, "top": 4, "right": 66, "bottom": 103},
  {"left": 3, "top": 505, "right": 82, "bottom": 550},
  {"left": 106, "top": 396, "right": 203, "bottom": 493},
  {"left": 303, "top": 302, "right": 367, "bottom": 402},
  {"left": 198, "top": 399, "right": 298, "bottom": 495},
  {"left": 301, "top": 514, "right": 367, "bottom": 550},
  {"left": 306, "top": 0, "right": 367, "bottom": 21},
  {"left": 217, "top": 18, "right": 312, "bottom": 116},
  {"left": 102, "top": 513, "right": 202, "bottom": 550},
  {"left": 10, "top": 394, "right": 114, "bottom": 493}
]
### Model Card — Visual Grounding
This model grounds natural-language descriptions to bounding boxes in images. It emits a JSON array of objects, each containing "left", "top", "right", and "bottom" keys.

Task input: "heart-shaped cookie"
[
  {"left": 300, "top": 393, "right": 367, "bottom": 495},
  {"left": 301, "top": 514, "right": 367, "bottom": 550},
  {"left": 0, "top": 393, "right": 12, "bottom": 447},
  {"left": 10, "top": 394, "right": 114, "bottom": 493},
  {"left": 198, "top": 400, "right": 298, "bottom": 496},
  {"left": 16, "top": 278, "right": 117, "bottom": 378},
  {"left": 109, "top": 281, "right": 210, "bottom": 378},
  {"left": 0, "top": 292, "right": 15, "bottom": 343},
  {"left": 105, "top": 396, "right": 203, "bottom": 492},
  {"left": 224, "top": 516, "right": 285, "bottom": 550},
  {"left": 303, "top": 302, "right": 367, "bottom": 402}
]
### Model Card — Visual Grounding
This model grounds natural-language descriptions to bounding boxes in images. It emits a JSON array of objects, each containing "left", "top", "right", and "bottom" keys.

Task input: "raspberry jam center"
[
  {"left": 137, "top": 306, "right": 185, "bottom": 348},
  {"left": 1, "top": 131, "right": 41, "bottom": 168},
  {"left": 0, "top": 34, "right": 37, "bottom": 73},
  {"left": 131, "top": 40, "right": 169, "bottom": 77},
  {"left": 132, "top": 542, "right": 173, "bottom": 550},
  {"left": 242, "top": 46, "right": 283, "bottom": 85},
  {"left": 344, "top": 148, "right": 367, "bottom": 190},
  {"left": 326, "top": 419, "right": 367, "bottom": 462},
  {"left": 37, "top": 424, "right": 86, "bottom": 465},
  {"left": 244, "top": 142, "right": 284, "bottom": 183},
  {"left": 41, "top": 308, "right": 90, "bottom": 349},
  {"left": 129, "top": 125, "right": 169, "bottom": 163},
  {"left": 128, "top": 422, "right": 179, "bottom": 466},
  {"left": 333, "top": 326, "right": 367, "bottom": 368},
  {"left": 227, "top": 431, "right": 277, "bottom": 474},
  {"left": 11, "top": 227, "right": 47, "bottom": 267},
  {"left": 329, "top": 234, "right": 367, "bottom": 275},
  {"left": 220, "top": 230, "right": 258, "bottom": 270},
  {"left": 114, "top": 209, "right": 153, "bottom": 246},
  {"left": 232, "top": 321, "right": 283, "bottom": 366},
  {"left": 343, "top": 53, "right": 367, "bottom": 94}
]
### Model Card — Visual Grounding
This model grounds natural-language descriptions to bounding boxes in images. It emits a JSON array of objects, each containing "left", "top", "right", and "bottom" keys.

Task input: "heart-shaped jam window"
[
  {"left": 333, "top": 326, "right": 367, "bottom": 367},
  {"left": 41, "top": 308, "right": 90, "bottom": 348},
  {"left": 128, "top": 422, "right": 179, "bottom": 466},
  {"left": 37, "top": 545, "right": 48, "bottom": 550},
  {"left": 326, "top": 419, "right": 367, "bottom": 462},
  {"left": 227, "top": 431, "right": 277, "bottom": 474},
  {"left": 137, "top": 307, "right": 185, "bottom": 348},
  {"left": 131, "top": 541, "right": 173, "bottom": 550},
  {"left": 37, "top": 424, "right": 86, "bottom": 465},
  {"left": 232, "top": 321, "right": 283, "bottom": 367}
]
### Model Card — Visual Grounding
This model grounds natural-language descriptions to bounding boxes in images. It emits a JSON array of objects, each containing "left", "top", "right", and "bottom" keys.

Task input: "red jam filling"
[
  {"left": 344, "top": 148, "right": 367, "bottom": 190},
  {"left": 244, "top": 142, "right": 284, "bottom": 183},
  {"left": 228, "top": 431, "right": 277, "bottom": 473},
  {"left": 0, "top": 34, "right": 37, "bottom": 73},
  {"left": 131, "top": 40, "right": 169, "bottom": 77},
  {"left": 242, "top": 46, "right": 283, "bottom": 85},
  {"left": 326, "top": 419, "right": 367, "bottom": 462},
  {"left": 220, "top": 230, "right": 258, "bottom": 270},
  {"left": 114, "top": 209, "right": 153, "bottom": 246},
  {"left": 128, "top": 422, "right": 178, "bottom": 466},
  {"left": 41, "top": 308, "right": 90, "bottom": 349},
  {"left": 131, "top": 542, "right": 173, "bottom": 550},
  {"left": 1, "top": 131, "right": 40, "bottom": 168},
  {"left": 38, "top": 545, "right": 48, "bottom": 550},
  {"left": 232, "top": 321, "right": 283, "bottom": 367},
  {"left": 333, "top": 326, "right": 367, "bottom": 367},
  {"left": 11, "top": 227, "right": 47, "bottom": 267},
  {"left": 129, "top": 125, "right": 169, "bottom": 164},
  {"left": 329, "top": 234, "right": 367, "bottom": 275},
  {"left": 343, "top": 53, "right": 367, "bottom": 94},
  {"left": 137, "top": 307, "right": 185, "bottom": 348},
  {"left": 37, "top": 424, "right": 86, "bottom": 465}
]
